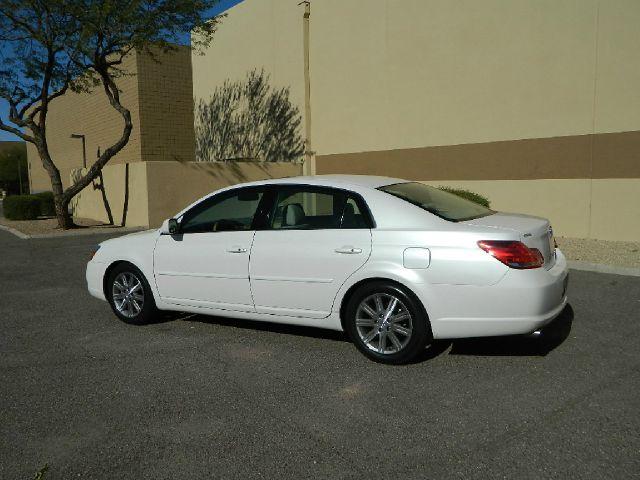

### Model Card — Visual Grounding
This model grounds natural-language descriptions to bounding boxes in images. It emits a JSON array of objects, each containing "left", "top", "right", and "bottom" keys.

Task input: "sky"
[{"left": 0, "top": 0, "right": 244, "bottom": 142}]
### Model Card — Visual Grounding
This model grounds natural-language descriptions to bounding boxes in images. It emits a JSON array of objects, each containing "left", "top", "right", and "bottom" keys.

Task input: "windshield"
[{"left": 379, "top": 182, "right": 493, "bottom": 222}]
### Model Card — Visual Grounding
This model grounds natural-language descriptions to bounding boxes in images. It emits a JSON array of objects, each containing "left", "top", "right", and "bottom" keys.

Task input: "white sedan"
[{"left": 87, "top": 175, "right": 568, "bottom": 364}]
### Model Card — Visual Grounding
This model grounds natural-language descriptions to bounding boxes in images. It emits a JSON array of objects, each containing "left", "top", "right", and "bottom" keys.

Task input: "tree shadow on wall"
[{"left": 195, "top": 68, "right": 305, "bottom": 163}]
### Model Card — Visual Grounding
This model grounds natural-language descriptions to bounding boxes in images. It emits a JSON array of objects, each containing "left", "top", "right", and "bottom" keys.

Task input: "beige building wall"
[
  {"left": 192, "top": 0, "right": 305, "bottom": 117},
  {"left": 305, "top": 0, "right": 639, "bottom": 241},
  {"left": 189, "top": 0, "right": 640, "bottom": 240},
  {"left": 137, "top": 48, "right": 196, "bottom": 163},
  {"left": 71, "top": 161, "right": 303, "bottom": 228},
  {"left": 310, "top": 0, "right": 640, "bottom": 154},
  {"left": 27, "top": 47, "right": 195, "bottom": 193}
]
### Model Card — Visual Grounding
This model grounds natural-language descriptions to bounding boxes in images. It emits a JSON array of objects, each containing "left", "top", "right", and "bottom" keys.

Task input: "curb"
[
  {"left": 0, "top": 223, "right": 30, "bottom": 239},
  {"left": 568, "top": 261, "right": 640, "bottom": 278},
  {"left": 0, "top": 223, "right": 145, "bottom": 240}
]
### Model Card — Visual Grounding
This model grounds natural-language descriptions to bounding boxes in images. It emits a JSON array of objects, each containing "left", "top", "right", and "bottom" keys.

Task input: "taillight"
[{"left": 477, "top": 240, "right": 544, "bottom": 269}]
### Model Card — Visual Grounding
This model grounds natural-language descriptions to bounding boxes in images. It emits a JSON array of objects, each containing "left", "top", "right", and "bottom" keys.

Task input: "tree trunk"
[
  {"left": 53, "top": 192, "right": 74, "bottom": 229},
  {"left": 96, "top": 172, "right": 114, "bottom": 225},
  {"left": 34, "top": 139, "right": 76, "bottom": 230}
]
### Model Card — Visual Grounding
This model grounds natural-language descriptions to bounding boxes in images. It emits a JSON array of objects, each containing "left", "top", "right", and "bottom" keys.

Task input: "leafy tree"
[
  {"left": 195, "top": 69, "right": 304, "bottom": 162},
  {"left": 0, "top": 144, "right": 27, "bottom": 194},
  {"left": 0, "top": 0, "right": 222, "bottom": 228}
]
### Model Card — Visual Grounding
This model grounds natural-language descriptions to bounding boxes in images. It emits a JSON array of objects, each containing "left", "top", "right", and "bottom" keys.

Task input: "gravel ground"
[
  {"left": 557, "top": 236, "right": 640, "bottom": 268},
  {"left": 0, "top": 215, "right": 138, "bottom": 237}
]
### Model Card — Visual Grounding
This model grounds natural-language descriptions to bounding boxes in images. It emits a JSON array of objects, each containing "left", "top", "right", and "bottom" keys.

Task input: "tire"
[
  {"left": 106, "top": 263, "right": 159, "bottom": 325},
  {"left": 344, "top": 281, "right": 432, "bottom": 364}
]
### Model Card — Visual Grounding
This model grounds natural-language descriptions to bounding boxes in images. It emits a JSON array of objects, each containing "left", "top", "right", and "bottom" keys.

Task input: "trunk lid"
[{"left": 462, "top": 212, "right": 556, "bottom": 268}]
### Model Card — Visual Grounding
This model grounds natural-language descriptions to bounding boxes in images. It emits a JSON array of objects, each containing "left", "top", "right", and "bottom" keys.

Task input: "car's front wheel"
[
  {"left": 107, "top": 263, "right": 158, "bottom": 325},
  {"left": 344, "top": 282, "right": 432, "bottom": 364}
]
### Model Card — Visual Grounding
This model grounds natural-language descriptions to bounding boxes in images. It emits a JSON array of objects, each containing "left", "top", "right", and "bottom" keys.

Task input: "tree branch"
[
  {"left": 62, "top": 69, "right": 132, "bottom": 200},
  {"left": 0, "top": 117, "right": 35, "bottom": 143}
]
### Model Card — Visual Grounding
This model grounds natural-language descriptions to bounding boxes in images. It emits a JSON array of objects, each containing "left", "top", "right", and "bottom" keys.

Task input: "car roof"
[{"left": 237, "top": 174, "right": 407, "bottom": 190}]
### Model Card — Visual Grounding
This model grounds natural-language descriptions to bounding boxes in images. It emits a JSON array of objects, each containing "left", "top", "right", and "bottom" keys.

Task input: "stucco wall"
[
  {"left": 71, "top": 161, "right": 303, "bottom": 228},
  {"left": 192, "top": 0, "right": 305, "bottom": 118},
  {"left": 309, "top": 0, "right": 640, "bottom": 154},
  {"left": 70, "top": 162, "right": 150, "bottom": 228}
]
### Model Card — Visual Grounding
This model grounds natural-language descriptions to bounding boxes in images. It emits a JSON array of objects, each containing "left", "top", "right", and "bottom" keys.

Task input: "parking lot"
[{"left": 1, "top": 229, "right": 639, "bottom": 479}]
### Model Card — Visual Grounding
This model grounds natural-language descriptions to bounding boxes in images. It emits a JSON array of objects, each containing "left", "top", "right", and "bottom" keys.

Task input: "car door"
[
  {"left": 153, "top": 186, "right": 267, "bottom": 312},
  {"left": 249, "top": 185, "right": 373, "bottom": 319}
]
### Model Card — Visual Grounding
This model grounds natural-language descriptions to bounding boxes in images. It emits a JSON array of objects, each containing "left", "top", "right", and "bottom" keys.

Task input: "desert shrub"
[
  {"left": 3, "top": 194, "right": 41, "bottom": 220},
  {"left": 33, "top": 191, "right": 55, "bottom": 217},
  {"left": 438, "top": 186, "right": 491, "bottom": 208}
]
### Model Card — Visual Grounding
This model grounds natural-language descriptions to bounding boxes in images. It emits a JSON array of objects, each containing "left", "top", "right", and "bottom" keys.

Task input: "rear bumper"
[
  {"left": 429, "top": 249, "right": 569, "bottom": 339},
  {"left": 86, "top": 260, "right": 107, "bottom": 301}
]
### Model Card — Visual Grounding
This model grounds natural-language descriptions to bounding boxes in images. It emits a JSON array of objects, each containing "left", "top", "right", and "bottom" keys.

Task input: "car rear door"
[
  {"left": 153, "top": 186, "right": 266, "bottom": 312},
  {"left": 249, "top": 185, "right": 373, "bottom": 319}
]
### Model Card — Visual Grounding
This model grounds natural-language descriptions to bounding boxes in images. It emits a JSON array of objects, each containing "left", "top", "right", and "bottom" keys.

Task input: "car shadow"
[
  {"left": 446, "top": 303, "right": 574, "bottom": 357},
  {"left": 175, "top": 312, "right": 349, "bottom": 343},
  {"left": 157, "top": 304, "right": 574, "bottom": 360}
]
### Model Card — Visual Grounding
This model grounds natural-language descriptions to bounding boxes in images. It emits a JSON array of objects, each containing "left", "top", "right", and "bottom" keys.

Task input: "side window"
[
  {"left": 340, "top": 196, "right": 370, "bottom": 229},
  {"left": 270, "top": 188, "right": 343, "bottom": 230},
  {"left": 180, "top": 188, "right": 264, "bottom": 234},
  {"left": 269, "top": 186, "right": 372, "bottom": 230}
]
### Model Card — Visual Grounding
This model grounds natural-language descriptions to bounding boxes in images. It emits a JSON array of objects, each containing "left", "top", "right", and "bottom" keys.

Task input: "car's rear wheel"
[
  {"left": 107, "top": 263, "right": 158, "bottom": 325},
  {"left": 345, "top": 281, "right": 432, "bottom": 364}
]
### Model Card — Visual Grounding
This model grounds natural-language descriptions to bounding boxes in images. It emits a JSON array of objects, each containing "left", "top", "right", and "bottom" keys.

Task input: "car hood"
[{"left": 100, "top": 228, "right": 158, "bottom": 247}]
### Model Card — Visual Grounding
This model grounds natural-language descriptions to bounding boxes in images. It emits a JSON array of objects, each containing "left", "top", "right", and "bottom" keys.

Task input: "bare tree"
[
  {"left": 0, "top": 0, "right": 222, "bottom": 229},
  {"left": 195, "top": 69, "right": 304, "bottom": 162}
]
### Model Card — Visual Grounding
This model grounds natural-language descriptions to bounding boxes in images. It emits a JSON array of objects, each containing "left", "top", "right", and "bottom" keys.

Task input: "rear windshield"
[{"left": 379, "top": 182, "right": 493, "bottom": 222}]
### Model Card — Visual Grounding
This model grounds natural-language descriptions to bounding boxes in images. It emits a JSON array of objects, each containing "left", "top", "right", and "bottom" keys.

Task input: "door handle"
[
  {"left": 227, "top": 246, "right": 247, "bottom": 254},
  {"left": 335, "top": 247, "right": 362, "bottom": 254}
]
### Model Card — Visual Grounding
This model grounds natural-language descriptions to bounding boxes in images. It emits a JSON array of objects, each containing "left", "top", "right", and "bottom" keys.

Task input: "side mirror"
[
  {"left": 160, "top": 218, "right": 180, "bottom": 235},
  {"left": 168, "top": 218, "right": 180, "bottom": 234}
]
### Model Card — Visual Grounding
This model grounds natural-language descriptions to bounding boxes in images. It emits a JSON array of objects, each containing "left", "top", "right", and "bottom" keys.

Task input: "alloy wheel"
[
  {"left": 355, "top": 293, "right": 413, "bottom": 354},
  {"left": 112, "top": 272, "right": 145, "bottom": 318}
]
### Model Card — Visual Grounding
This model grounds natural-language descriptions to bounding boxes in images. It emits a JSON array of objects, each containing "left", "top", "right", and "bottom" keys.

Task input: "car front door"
[
  {"left": 249, "top": 185, "right": 373, "bottom": 319},
  {"left": 153, "top": 186, "right": 266, "bottom": 312}
]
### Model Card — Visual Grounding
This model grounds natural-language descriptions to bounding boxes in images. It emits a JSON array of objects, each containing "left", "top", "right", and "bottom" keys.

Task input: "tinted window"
[
  {"left": 269, "top": 187, "right": 371, "bottom": 230},
  {"left": 340, "top": 196, "right": 370, "bottom": 229},
  {"left": 180, "top": 188, "right": 264, "bottom": 233},
  {"left": 379, "top": 182, "right": 493, "bottom": 222}
]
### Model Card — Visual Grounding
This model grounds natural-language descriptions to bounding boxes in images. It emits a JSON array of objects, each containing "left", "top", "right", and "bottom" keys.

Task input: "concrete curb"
[
  {"left": 568, "top": 261, "right": 640, "bottom": 278},
  {"left": 0, "top": 223, "right": 30, "bottom": 239},
  {"left": 0, "top": 223, "right": 145, "bottom": 240}
]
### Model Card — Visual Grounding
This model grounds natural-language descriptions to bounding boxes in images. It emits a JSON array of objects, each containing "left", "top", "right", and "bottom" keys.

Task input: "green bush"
[
  {"left": 438, "top": 186, "right": 491, "bottom": 208},
  {"left": 3, "top": 194, "right": 41, "bottom": 220},
  {"left": 33, "top": 191, "right": 56, "bottom": 217}
]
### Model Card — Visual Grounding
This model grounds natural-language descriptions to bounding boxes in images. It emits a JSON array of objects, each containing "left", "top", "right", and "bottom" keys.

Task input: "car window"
[
  {"left": 379, "top": 182, "right": 493, "bottom": 222},
  {"left": 269, "top": 187, "right": 371, "bottom": 230},
  {"left": 340, "top": 196, "right": 370, "bottom": 229},
  {"left": 180, "top": 188, "right": 264, "bottom": 233}
]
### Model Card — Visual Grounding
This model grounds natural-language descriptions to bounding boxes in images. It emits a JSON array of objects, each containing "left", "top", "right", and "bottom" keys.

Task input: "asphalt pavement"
[{"left": 1, "top": 229, "right": 639, "bottom": 479}]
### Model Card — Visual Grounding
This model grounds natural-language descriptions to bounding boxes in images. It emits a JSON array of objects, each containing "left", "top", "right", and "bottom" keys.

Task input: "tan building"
[
  {"left": 27, "top": 46, "right": 301, "bottom": 227},
  {"left": 193, "top": 0, "right": 640, "bottom": 241},
  {"left": 28, "top": 47, "right": 195, "bottom": 193}
]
